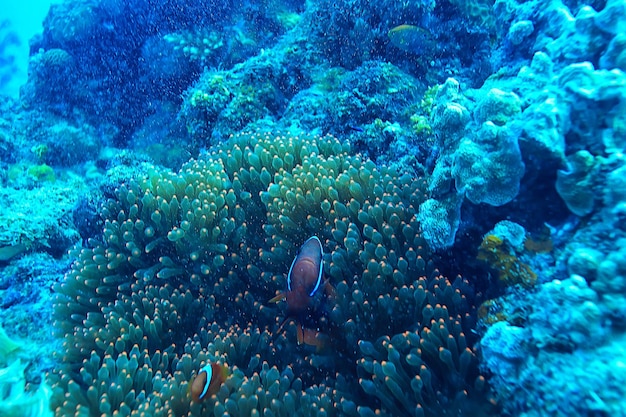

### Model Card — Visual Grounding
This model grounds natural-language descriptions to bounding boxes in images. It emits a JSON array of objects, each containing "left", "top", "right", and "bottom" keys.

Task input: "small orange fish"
[
  {"left": 189, "top": 362, "right": 230, "bottom": 402},
  {"left": 270, "top": 236, "right": 334, "bottom": 350}
]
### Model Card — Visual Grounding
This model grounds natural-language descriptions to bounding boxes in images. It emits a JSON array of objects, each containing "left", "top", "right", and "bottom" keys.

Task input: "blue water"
[
  {"left": 1, "top": 1, "right": 56, "bottom": 97},
  {"left": 1, "top": 0, "right": 625, "bottom": 416}
]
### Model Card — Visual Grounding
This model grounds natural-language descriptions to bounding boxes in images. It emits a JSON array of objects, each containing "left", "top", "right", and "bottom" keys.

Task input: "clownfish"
[
  {"left": 189, "top": 362, "right": 230, "bottom": 403},
  {"left": 270, "top": 236, "right": 335, "bottom": 350}
]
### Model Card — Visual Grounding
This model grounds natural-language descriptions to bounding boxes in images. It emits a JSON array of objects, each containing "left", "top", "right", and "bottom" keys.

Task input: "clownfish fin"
[
  {"left": 269, "top": 292, "right": 286, "bottom": 303},
  {"left": 272, "top": 316, "right": 291, "bottom": 341},
  {"left": 323, "top": 279, "right": 336, "bottom": 301},
  {"left": 297, "top": 324, "right": 329, "bottom": 352}
]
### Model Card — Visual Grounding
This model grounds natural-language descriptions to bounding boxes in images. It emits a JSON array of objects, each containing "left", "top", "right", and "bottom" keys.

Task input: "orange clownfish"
[
  {"left": 189, "top": 362, "right": 230, "bottom": 403},
  {"left": 270, "top": 236, "right": 335, "bottom": 350}
]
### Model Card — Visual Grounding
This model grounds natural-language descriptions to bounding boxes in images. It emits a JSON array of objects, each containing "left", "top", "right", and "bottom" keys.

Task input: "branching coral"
[{"left": 51, "top": 131, "right": 491, "bottom": 416}]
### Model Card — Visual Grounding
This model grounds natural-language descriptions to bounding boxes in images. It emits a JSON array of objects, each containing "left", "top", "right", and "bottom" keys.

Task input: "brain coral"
[{"left": 51, "top": 131, "right": 490, "bottom": 416}]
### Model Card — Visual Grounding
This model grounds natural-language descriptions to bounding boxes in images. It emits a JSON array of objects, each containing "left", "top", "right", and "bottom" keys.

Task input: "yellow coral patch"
[{"left": 477, "top": 234, "right": 537, "bottom": 288}]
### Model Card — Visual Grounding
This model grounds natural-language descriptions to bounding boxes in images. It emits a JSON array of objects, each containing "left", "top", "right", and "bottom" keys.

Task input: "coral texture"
[{"left": 0, "top": 327, "right": 52, "bottom": 417}]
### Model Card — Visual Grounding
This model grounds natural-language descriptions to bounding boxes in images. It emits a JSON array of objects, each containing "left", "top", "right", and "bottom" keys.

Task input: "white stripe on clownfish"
[
  {"left": 189, "top": 361, "right": 230, "bottom": 403},
  {"left": 287, "top": 236, "right": 323, "bottom": 296},
  {"left": 197, "top": 363, "right": 212, "bottom": 400}
]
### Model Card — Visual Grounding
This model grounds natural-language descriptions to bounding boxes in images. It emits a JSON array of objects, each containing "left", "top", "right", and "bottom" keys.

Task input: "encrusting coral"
[
  {"left": 51, "top": 131, "right": 492, "bottom": 416},
  {"left": 477, "top": 234, "right": 537, "bottom": 288}
]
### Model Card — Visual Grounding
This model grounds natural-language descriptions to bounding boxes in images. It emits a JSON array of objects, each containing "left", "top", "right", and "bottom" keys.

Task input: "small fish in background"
[
  {"left": 189, "top": 361, "right": 230, "bottom": 403},
  {"left": 270, "top": 236, "right": 335, "bottom": 351},
  {"left": 387, "top": 24, "right": 435, "bottom": 54}
]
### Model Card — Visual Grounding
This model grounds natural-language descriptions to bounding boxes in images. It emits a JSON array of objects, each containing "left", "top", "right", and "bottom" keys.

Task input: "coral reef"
[
  {"left": 2, "top": 0, "right": 626, "bottom": 416},
  {"left": 51, "top": 131, "right": 490, "bottom": 416},
  {"left": 593, "top": 241, "right": 626, "bottom": 322},
  {"left": 164, "top": 29, "right": 226, "bottom": 65},
  {"left": 419, "top": 15, "right": 626, "bottom": 248},
  {"left": 163, "top": 23, "right": 260, "bottom": 70},
  {"left": 0, "top": 182, "right": 81, "bottom": 255},
  {"left": 22, "top": 0, "right": 496, "bottom": 147},
  {"left": 25, "top": 0, "right": 298, "bottom": 140},
  {"left": 0, "top": 327, "right": 53, "bottom": 417},
  {"left": 417, "top": 196, "right": 462, "bottom": 250},
  {"left": 478, "top": 275, "right": 625, "bottom": 417},
  {"left": 179, "top": 53, "right": 296, "bottom": 144},
  {"left": 418, "top": 78, "right": 526, "bottom": 248},
  {"left": 477, "top": 234, "right": 537, "bottom": 289}
]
